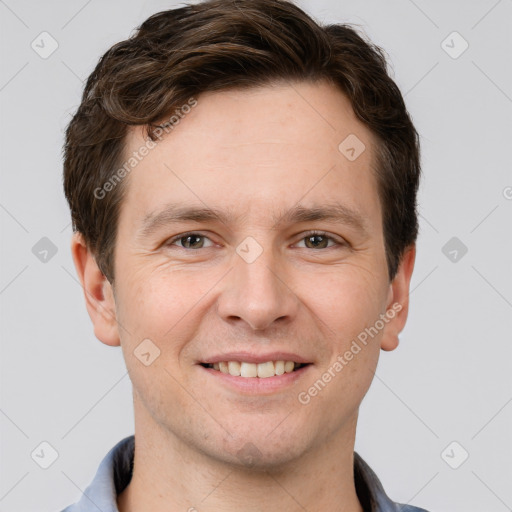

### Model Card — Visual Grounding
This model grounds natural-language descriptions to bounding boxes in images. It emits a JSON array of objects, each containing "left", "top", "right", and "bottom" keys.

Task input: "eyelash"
[{"left": 166, "top": 230, "right": 346, "bottom": 250}]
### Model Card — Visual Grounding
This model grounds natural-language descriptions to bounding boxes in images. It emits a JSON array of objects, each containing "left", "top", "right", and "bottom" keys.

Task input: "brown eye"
[
  {"left": 180, "top": 235, "right": 204, "bottom": 249},
  {"left": 167, "top": 233, "right": 214, "bottom": 249},
  {"left": 304, "top": 234, "right": 330, "bottom": 249},
  {"left": 297, "top": 231, "right": 341, "bottom": 249}
]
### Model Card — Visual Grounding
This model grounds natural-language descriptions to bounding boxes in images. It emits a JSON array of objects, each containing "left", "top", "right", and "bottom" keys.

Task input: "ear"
[
  {"left": 70, "top": 232, "right": 120, "bottom": 347},
  {"left": 380, "top": 244, "right": 416, "bottom": 352}
]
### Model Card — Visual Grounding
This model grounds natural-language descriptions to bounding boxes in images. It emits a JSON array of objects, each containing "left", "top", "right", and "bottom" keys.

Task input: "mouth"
[{"left": 200, "top": 360, "right": 310, "bottom": 378}]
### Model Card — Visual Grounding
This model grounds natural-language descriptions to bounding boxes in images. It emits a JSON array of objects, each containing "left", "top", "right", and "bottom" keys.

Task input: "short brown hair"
[{"left": 63, "top": 0, "right": 421, "bottom": 283}]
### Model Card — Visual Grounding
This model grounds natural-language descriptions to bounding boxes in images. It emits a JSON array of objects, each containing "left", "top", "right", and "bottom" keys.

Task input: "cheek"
[
  {"left": 300, "top": 265, "right": 387, "bottom": 342},
  {"left": 298, "top": 272, "right": 384, "bottom": 419},
  {"left": 114, "top": 270, "right": 200, "bottom": 414},
  {"left": 114, "top": 265, "right": 222, "bottom": 374},
  {"left": 116, "top": 267, "right": 196, "bottom": 335}
]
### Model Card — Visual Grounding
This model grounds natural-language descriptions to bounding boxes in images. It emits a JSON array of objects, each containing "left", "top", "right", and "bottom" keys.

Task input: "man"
[{"left": 61, "top": 0, "right": 428, "bottom": 510}]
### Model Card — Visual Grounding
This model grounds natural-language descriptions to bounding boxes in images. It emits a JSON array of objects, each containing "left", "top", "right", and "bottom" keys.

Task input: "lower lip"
[{"left": 200, "top": 365, "right": 311, "bottom": 394}]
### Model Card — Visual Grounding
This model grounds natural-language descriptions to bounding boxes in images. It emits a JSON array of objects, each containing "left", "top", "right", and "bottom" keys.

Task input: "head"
[{"left": 65, "top": 0, "right": 420, "bottom": 468}]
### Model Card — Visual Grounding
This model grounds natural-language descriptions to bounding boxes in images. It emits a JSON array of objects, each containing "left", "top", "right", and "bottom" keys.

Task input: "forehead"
[{"left": 118, "top": 80, "right": 381, "bottom": 233}]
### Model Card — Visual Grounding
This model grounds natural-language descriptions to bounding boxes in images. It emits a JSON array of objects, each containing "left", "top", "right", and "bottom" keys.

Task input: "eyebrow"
[{"left": 137, "top": 201, "right": 369, "bottom": 240}]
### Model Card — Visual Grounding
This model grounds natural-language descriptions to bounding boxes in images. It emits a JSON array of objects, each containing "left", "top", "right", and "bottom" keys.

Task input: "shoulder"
[
  {"left": 56, "top": 435, "right": 135, "bottom": 512},
  {"left": 353, "top": 451, "right": 432, "bottom": 512}
]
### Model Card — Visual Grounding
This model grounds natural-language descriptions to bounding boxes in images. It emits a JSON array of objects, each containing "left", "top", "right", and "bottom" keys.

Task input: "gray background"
[{"left": 1, "top": 0, "right": 511, "bottom": 511}]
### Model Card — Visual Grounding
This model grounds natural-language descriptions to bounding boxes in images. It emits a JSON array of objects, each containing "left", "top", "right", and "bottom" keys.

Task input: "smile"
[{"left": 201, "top": 361, "right": 308, "bottom": 378}]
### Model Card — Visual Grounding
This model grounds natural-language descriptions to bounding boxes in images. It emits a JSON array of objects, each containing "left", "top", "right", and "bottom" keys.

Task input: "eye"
[
  {"left": 165, "top": 230, "right": 346, "bottom": 251},
  {"left": 167, "top": 232, "right": 214, "bottom": 249},
  {"left": 295, "top": 231, "right": 344, "bottom": 249}
]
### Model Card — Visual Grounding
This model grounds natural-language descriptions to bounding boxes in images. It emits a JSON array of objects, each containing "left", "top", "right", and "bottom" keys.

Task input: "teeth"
[
  {"left": 208, "top": 360, "right": 303, "bottom": 378},
  {"left": 240, "top": 362, "right": 258, "bottom": 377},
  {"left": 257, "top": 361, "right": 275, "bottom": 378},
  {"left": 228, "top": 361, "right": 241, "bottom": 376}
]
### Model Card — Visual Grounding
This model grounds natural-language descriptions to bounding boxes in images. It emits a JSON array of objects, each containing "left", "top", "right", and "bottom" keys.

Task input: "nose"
[{"left": 216, "top": 245, "right": 299, "bottom": 331}]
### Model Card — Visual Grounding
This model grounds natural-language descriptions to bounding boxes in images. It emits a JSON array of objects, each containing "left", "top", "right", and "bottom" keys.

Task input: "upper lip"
[{"left": 199, "top": 352, "right": 312, "bottom": 365}]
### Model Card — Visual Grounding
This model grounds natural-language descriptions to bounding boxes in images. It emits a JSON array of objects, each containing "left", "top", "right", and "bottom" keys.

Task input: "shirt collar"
[{"left": 62, "top": 435, "right": 424, "bottom": 512}]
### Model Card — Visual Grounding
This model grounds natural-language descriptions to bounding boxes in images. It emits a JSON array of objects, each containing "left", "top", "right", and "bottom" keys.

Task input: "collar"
[{"left": 61, "top": 435, "right": 428, "bottom": 512}]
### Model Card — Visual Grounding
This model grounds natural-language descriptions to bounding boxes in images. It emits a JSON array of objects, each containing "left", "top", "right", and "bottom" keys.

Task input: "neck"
[{"left": 117, "top": 406, "right": 363, "bottom": 512}]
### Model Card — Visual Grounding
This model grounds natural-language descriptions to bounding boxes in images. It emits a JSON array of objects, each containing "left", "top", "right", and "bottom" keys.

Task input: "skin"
[{"left": 72, "top": 80, "right": 415, "bottom": 512}]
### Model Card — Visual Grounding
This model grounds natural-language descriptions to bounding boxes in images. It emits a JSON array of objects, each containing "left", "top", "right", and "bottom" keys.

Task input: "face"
[{"left": 77, "top": 80, "right": 414, "bottom": 469}]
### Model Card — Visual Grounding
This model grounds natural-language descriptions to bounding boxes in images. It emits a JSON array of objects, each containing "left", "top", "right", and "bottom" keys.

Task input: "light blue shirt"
[{"left": 60, "top": 435, "right": 430, "bottom": 512}]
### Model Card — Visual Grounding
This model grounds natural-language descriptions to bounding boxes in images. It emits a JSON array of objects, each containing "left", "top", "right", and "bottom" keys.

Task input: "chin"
[{"left": 202, "top": 423, "right": 312, "bottom": 471}]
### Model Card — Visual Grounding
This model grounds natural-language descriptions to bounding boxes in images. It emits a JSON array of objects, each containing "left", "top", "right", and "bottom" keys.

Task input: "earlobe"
[
  {"left": 380, "top": 245, "right": 416, "bottom": 352},
  {"left": 70, "top": 232, "right": 120, "bottom": 347}
]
